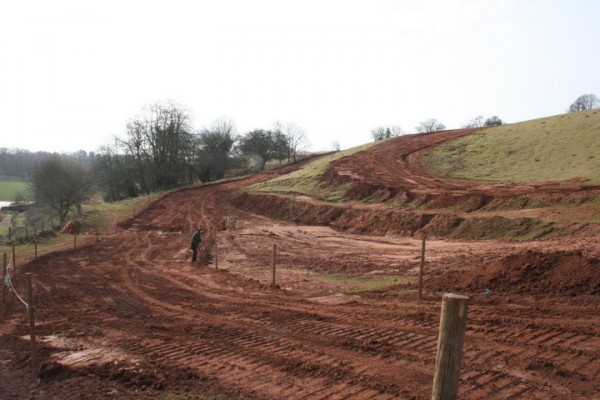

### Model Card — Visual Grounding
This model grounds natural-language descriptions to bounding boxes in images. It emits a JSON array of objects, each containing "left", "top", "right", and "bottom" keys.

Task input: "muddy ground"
[{"left": 1, "top": 130, "right": 599, "bottom": 399}]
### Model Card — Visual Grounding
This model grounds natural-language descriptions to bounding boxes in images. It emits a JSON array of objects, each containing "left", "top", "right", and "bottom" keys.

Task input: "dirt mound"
[
  {"left": 432, "top": 250, "right": 600, "bottom": 296},
  {"left": 447, "top": 215, "right": 553, "bottom": 240},
  {"left": 231, "top": 192, "right": 556, "bottom": 240}
]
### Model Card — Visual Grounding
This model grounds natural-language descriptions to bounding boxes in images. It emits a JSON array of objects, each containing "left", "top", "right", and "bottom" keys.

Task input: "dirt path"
[
  {"left": 1, "top": 135, "right": 599, "bottom": 399},
  {"left": 326, "top": 129, "right": 600, "bottom": 209}
]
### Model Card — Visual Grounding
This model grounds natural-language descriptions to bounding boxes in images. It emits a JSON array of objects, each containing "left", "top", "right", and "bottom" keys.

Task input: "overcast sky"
[{"left": 1, "top": 0, "right": 599, "bottom": 153}]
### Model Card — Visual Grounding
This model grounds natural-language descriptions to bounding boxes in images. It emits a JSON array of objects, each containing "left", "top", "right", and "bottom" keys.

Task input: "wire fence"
[{"left": 4, "top": 273, "right": 29, "bottom": 311}]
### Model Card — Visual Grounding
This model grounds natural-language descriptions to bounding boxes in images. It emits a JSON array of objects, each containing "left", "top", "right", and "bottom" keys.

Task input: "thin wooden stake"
[
  {"left": 8, "top": 226, "right": 11, "bottom": 241},
  {"left": 95, "top": 226, "right": 99, "bottom": 242},
  {"left": 215, "top": 233, "right": 218, "bottom": 270},
  {"left": 419, "top": 237, "right": 426, "bottom": 301},
  {"left": 2, "top": 253, "right": 6, "bottom": 305},
  {"left": 431, "top": 293, "right": 469, "bottom": 400},
  {"left": 34, "top": 237, "right": 38, "bottom": 259},
  {"left": 74, "top": 232, "right": 77, "bottom": 249},
  {"left": 272, "top": 244, "right": 277, "bottom": 288},
  {"left": 115, "top": 220, "right": 118, "bottom": 234},
  {"left": 12, "top": 245, "right": 16, "bottom": 277},
  {"left": 26, "top": 273, "right": 38, "bottom": 372}
]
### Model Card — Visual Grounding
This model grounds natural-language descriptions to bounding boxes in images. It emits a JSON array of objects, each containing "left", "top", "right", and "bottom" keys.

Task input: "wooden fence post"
[
  {"left": 95, "top": 226, "right": 99, "bottom": 242},
  {"left": 26, "top": 273, "right": 38, "bottom": 371},
  {"left": 74, "top": 232, "right": 77, "bottom": 249},
  {"left": 115, "top": 220, "right": 118, "bottom": 234},
  {"left": 419, "top": 237, "right": 426, "bottom": 301},
  {"left": 272, "top": 244, "right": 277, "bottom": 288},
  {"left": 2, "top": 253, "right": 6, "bottom": 305},
  {"left": 12, "top": 245, "right": 16, "bottom": 277},
  {"left": 431, "top": 293, "right": 469, "bottom": 400},
  {"left": 8, "top": 226, "right": 11, "bottom": 241},
  {"left": 215, "top": 233, "right": 218, "bottom": 270}
]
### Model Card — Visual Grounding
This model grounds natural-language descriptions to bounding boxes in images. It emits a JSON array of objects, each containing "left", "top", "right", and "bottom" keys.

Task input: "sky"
[{"left": 1, "top": 0, "right": 599, "bottom": 153}]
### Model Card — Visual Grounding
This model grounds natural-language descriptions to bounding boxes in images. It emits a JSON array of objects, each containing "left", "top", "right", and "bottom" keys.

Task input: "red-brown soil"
[{"left": 1, "top": 130, "right": 599, "bottom": 399}]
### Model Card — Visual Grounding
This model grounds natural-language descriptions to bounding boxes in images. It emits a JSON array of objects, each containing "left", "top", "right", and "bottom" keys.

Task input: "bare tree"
[
  {"left": 332, "top": 141, "right": 341, "bottom": 151},
  {"left": 197, "top": 117, "right": 238, "bottom": 181},
  {"left": 95, "top": 141, "right": 120, "bottom": 201},
  {"left": 463, "top": 115, "right": 503, "bottom": 128},
  {"left": 238, "top": 129, "right": 289, "bottom": 171},
  {"left": 125, "top": 101, "right": 195, "bottom": 190},
  {"left": 415, "top": 118, "right": 446, "bottom": 133},
  {"left": 462, "top": 115, "right": 485, "bottom": 128},
  {"left": 371, "top": 125, "right": 404, "bottom": 141},
  {"left": 94, "top": 138, "right": 138, "bottom": 201},
  {"left": 122, "top": 119, "right": 151, "bottom": 194},
  {"left": 274, "top": 121, "right": 310, "bottom": 162},
  {"left": 30, "top": 158, "right": 94, "bottom": 224},
  {"left": 484, "top": 116, "right": 503, "bottom": 127},
  {"left": 569, "top": 94, "right": 600, "bottom": 113}
]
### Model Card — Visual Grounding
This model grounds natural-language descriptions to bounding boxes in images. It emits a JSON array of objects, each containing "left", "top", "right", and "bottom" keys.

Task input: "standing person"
[{"left": 190, "top": 228, "right": 202, "bottom": 262}]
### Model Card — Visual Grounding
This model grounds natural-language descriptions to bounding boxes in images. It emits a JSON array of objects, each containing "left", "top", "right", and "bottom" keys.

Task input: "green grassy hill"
[
  {"left": 424, "top": 110, "right": 600, "bottom": 184},
  {"left": 238, "top": 110, "right": 600, "bottom": 239}
]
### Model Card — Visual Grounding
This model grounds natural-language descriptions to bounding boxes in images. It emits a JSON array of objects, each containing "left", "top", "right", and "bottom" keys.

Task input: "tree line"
[
  {"left": 7, "top": 93, "right": 598, "bottom": 224},
  {"left": 0, "top": 148, "right": 93, "bottom": 179},
  {"left": 370, "top": 93, "right": 599, "bottom": 142},
  {"left": 17, "top": 101, "right": 310, "bottom": 224},
  {"left": 370, "top": 116, "right": 502, "bottom": 142}
]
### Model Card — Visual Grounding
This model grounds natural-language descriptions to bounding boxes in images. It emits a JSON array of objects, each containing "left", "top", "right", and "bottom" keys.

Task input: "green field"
[
  {"left": 424, "top": 109, "right": 600, "bottom": 184},
  {"left": 0, "top": 176, "right": 31, "bottom": 201}
]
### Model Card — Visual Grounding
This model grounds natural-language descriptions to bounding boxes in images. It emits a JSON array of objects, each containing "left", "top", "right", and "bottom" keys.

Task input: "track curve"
[{"left": 1, "top": 145, "right": 599, "bottom": 399}]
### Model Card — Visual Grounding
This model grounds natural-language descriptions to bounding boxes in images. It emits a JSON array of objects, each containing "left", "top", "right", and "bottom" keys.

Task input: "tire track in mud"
[
  {"left": 116, "top": 324, "right": 418, "bottom": 400},
  {"left": 111, "top": 229, "right": 430, "bottom": 398},
  {"left": 111, "top": 209, "right": 435, "bottom": 398},
  {"left": 114, "top": 226, "right": 599, "bottom": 399},
  {"left": 28, "top": 225, "right": 598, "bottom": 399},
  {"left": 8, "top": 163, "right": 599, "bottom": 399},
  {"left": 116, "top": 185, "right": 600, "bottom": 399}
]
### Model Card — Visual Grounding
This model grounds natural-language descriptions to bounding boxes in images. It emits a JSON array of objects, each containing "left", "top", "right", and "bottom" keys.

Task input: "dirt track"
[{"left": 2, "top": 130, "right": 600, "bottom": 399}]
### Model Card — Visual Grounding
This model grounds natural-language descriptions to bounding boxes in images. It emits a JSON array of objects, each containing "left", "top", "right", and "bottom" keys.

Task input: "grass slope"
[
  {"left": 424, "top": 109, "right": 600, "bottom": 184},
  {"left": 246, "top": 143, "right": 377, "bottom": 201}
]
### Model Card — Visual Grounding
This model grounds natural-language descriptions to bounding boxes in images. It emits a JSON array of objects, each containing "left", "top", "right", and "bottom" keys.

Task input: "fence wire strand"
[{"left": 4, "top": 270, "right": 29, "bottom": 310}]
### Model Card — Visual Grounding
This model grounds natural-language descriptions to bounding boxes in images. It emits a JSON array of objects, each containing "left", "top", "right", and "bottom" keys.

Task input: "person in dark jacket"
[{"left": 190, "top": 228, "right": 202, "bottom": 262}]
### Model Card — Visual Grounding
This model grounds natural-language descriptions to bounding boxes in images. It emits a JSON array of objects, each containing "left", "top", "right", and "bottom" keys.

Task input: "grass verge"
[
  {"left": 245, "top": 143, "right": 377, "bottom": 202},
  {"left": 311, "top": 273, "right": 416, "bottom": 294}
]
